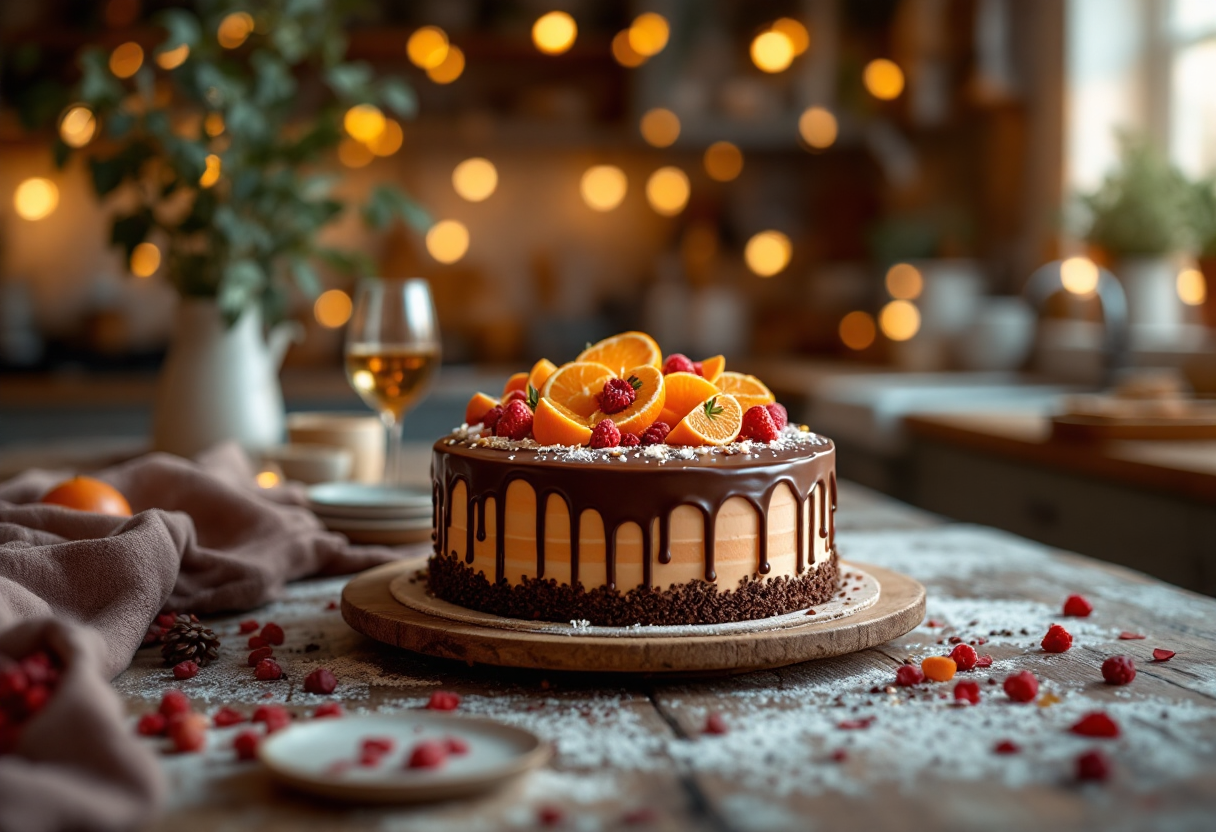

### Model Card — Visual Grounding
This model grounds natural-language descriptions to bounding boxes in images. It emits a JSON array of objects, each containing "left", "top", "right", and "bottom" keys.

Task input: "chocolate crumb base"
[{"left": 425, "top": 552, "right": 840, "bottom": 627}]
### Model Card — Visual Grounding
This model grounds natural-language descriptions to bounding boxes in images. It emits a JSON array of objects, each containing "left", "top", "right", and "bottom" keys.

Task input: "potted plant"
[{"left": 56, "top": 1, "right": 427, "bottom": 457}]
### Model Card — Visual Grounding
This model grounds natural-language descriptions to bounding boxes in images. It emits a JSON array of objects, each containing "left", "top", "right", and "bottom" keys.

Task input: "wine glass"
[{"left": 344, "top": 278, "right": 441, "bottom": 487}]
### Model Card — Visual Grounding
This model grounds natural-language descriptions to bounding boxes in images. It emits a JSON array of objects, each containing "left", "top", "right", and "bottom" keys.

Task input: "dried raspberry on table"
[
  {"left": 260, "top": 623, "right": 285, "bottom": 646},
  {"left": 445, "top": 736, "right": 469, "bottom": 754},
  {"left": 953, "top": 680, "right": 981, "bottom": 705},
  {"left": 248, "top": 635, "right": 268, "bottom": 649},
  {"left": 254, "top": 658, "right": 283, "bottom": 681},
  {"left": 1071, "top": 711, "right": 1120, "bottom": 738},
  {"left": 662, "top": 353, "right": 696, "bottom": 375},
  {"left": 1041, "top": 623, "right": 1073, "bottom": 653},
  {"left": 426, "top": 690, "right": 461, "bottom": 711},
  {"left": 137, "top": 712, "right": 168, "bottom": 736},
  {"left": 1076, "top": 749, "right": 1111, "bottom": 782},
  {"left": 1101, "top": 655, "right": 1136, "bottom": 685},
  {"left": 589, "top": 419, "right": 622, "bottom": 449},
  {"left": 407, "top": 739, "right": 448, "bottom": 769},
  {"left": 704, "top": 712, "right": 728, "bottom": 735},
  {"left": 1063, "top": 594, "right": 1093, "bottom": 617},
  {"left": 950, "top": 643, "right": 978, "bottom": 671},
  {"left": 640, "top": 421, "right": 671, "bottom": 445},
  {"left": 172, "top": 660, "right": 199, "bottom": 680},
  {"left": 238, "top": 620, "right": 259, "bottom": 634},
  {"left": 304, "top": 668, "right": 337, "bottom": 695},
  {"left": 212, "top": 707, "right": 246, "bottom": 727},
  {"left": 495, "top": 400, "right": 534, "bottom": 440},
  {"left": 895, "top": 664, "right": 924, "bottom": 686},
  {"left": 159, "top": 689, "right": 191, "bottom": 717},
  {"left": 1003, "top": 670, "right": 1039, "bottom": 703},
  {"left": 765, "top": 403, "right": 788, "bottom": 431},
  {"left": 161, "top": 616, "right": 220, "bottom": 667},
  {"left": 253, "top": 705, "right": 290, "bottom": 733},
  {"left": 233, "top": 730, "right": 260, "bottom": 761},
  {"left": 993, "top": 740, "right": 1020, "bottom": 755},
  {"left": 314, "top": 703, "right": 343, "bottom": 719},
  {"left": 619, "top": 432, "right": 641, "bottom": 447},
  {"left": 739, "top": 406, "right": 779, "bottom": 442},
  {"left": 597, "top": 377, "right": 639, "bottom": 414},
  {"left": 1152, "top": 648, "right": 1176, "bottom": 662},
  {"left": 247, "top": 646, "right": 274, "bottom": 666},
  {"left": 168, "top": 712, "right": 207, "bottom": 753}
]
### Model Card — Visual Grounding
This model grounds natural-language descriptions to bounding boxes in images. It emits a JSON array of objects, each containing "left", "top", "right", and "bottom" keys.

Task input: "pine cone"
[{"left": 160, "top": 615, "right": 220, "bottom": 667}]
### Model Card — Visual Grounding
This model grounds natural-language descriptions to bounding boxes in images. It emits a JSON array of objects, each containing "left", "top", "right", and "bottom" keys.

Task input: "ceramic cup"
[
  {"left": 286, "top": 412, "right": 385, "bottom": 484},
  {"left": 260, "top": 443, "right": 354, "bottom": 485}
]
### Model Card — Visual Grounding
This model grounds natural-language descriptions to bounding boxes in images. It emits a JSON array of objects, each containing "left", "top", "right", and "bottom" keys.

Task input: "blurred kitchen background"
[{"left": 3, "top": 0, "right": 1216, "bottom": 593}]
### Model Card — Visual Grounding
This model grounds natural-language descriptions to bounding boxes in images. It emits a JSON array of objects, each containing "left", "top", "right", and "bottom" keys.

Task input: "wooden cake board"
[{"left": 342, "top": 560, "right": 925, "bottom": 675}]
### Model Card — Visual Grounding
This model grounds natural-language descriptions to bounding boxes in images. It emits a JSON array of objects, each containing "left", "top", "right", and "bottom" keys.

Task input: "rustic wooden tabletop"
[{"left": 105, "top": 477, "right": 1216, "bottom": 832}]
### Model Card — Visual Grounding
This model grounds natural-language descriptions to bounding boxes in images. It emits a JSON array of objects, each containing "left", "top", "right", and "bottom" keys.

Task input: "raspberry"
[
  {"left": 640, "top": 422, "right": 671, "bottom": 445},
  {"left": 233, "top": 730, "right": 260, "bottom": 761},
  {"left": 362, "top": 737, "right": 394, "bottom": 757},
  {"left": 739, "top": 406, "right": 779, "bottom": 442},
  {"left": 495, "top": 400, "right": 534, "bottom": 440},
  {"left": 502, "top": 389, "right": 527, "bottom": 407},
  {"left": 1117, "top": 631, "right": 1145, "bottom": 640},
  {"left": 1063, "top": 594, "right": 1093, "bottom": 617},
  {"left": 248, "top": 635, "right": 268, "bottom": 649},
  {"left": 156, "top": 613, "right": 177, "bottom": 630},
  {"left": 597, "top": 377, "right": 638, "bottom": 414},
  {"left": 248, "top": 646, "right": 274, "bottom": 666},
  {"left": 895, "top": 664, "right": 924, "bottom": 686},
  {"left": 304, "top": 668, "right": 337, "bottom": 695},
  {"left": 1076, "top": 749, "right": 1111, "bottom": 782},
  {"left": 168, "top": 712, "right": 207, "bottom": 753},
  {"left": 1071, "top": 711, "right": 1120, "bottom": 738},
  {"left": 950, "top": 643, "right": 978, "bottom": 671},
  {"left": 704, "top": 712, "right": 728, "bottom": 735},
  {"left": 765, "top": 403, "right": 788, "bottom": 431},
  {"left": 252, "top": 705, "right": 290, "bottom": 732},
  {"left": 260, "top": 623, "right": 285, "bottom": 646},
  {"left": 976, "top": 654, "right": 993, "bottom": 668},
  {"left": 692, "top": 361, "right": 704, "bottom": 376},
  {"left": 1152, "top": 648, "right": 1176, "bottom": 662},
  {"left": 953, "top": 680, "right": 981, "bottom": 705},
  {"left": 619, "top": 432, "right": 641, "bottom": 447},
  {"left": 212, "top": 707, "right": 246, "bottom": 727},
  {"left": 172, "top": 661, "right": 199, "bottom": 680},
  {"left": 662, "top": 354, "right": 696, "bottom": 375},
  {"left": 480, "top": 405, "right": 504, "bottom": 432},
  {"left": 1041, "top": 624, "right": 1073, "bottom": 653},
  {"left": 239, "top": 620, "right": 259, "bottom": 634},
  {"left": 426, "top": 690, "right": 461, "bottom": 711},
  {"left": 538, "top": 806, "right": 565, "bottom": 827},
  {"left": 589, "top": 419, "right": 621, "bottom": 449},
  {"left": 314, "top": 703, "right": 343, "bottom": 719},
  {"left": 137, "top": 712, "right": 168, "bottom": 736},
  {"left": 993, "top": 740, "right": 1020, "bottom": 755},
  {"left": 445, "top": 736, "right": 469, "bottom": 755},
  {"left": 1101, "top": 655, "right": 1135, "bottom": 685},
  {"left": 159, "top": 689, "right": 191, "bottom": 717},
  {"left": 254, "top": 659, "right": 283, "bottom": 681},
  {"left": 1003, "top": 670, "right": 1039, "bottom": 703},
  {"left": 921, "top": 656, "right": 957, "bottom": 682},
  {"left": 407, "top": 740, "right": 448, "bottom": 769}
]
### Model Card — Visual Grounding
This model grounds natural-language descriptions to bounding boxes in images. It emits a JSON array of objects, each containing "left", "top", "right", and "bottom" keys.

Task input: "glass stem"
[{"left": 383, "top": 413, "right": 406, "bottom": 486}]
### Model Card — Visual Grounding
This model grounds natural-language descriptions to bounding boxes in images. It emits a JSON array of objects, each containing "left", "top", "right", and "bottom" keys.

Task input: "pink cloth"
[{"left": 0, "top": 443, "right": 412, "bottom": 831}]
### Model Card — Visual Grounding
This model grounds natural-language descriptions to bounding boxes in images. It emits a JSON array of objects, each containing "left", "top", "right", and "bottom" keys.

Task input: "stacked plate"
[{"left": 307, "top": 482, "right": 433, "bottom": 546}]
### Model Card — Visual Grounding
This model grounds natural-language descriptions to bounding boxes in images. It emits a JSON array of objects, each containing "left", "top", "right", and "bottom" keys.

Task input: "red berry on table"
[
  {"left": 172, "top": 660, "right": 200, "bottom": 680},
  {"left": 168, "top": 712, "right": 208, "bottom": 753},
  {"left": 739, "top": 406, "right": 780, "bottom": 442},
  {"left": 159, "top": 689, "right": 191, "bottom": 717},
  {"left": 1041, "top": 624, "right": 1073, "bottom": 653},
  {"left": 589, "top": 419, "right": 622, "bottom": 449},
  {"left": 254, "top": 659, "right": 283, "bottom": 681},
  {"left": 950, "top": 643, "right": 978, "bottom": 671},
  {"left": 704, "top": 712, "right": 728, "bottom": 735},
  {"left": 426, "top": 690, "right": 461, "bottom": 711},
  {"left": 156, "top": 613, "right": 177, "bottom": 630},
  {"left": 953, "top": 680, "right": 981, "bottom": 705},
  {"left": 247, "top": 646, "right": 274, "bottom": 667},
  {"left": 253, "top": 705, "right": 290, "bottom": 733},
  {"left": 260, "top": 623, "right": 285, "bottom": 646},
  {"left": 407, "top": 740, "right": 448, "bottom": 769},
  {"left": 993, "top": 740, "right": 1020, "bottom": 755},
  {"left": 1063, "top": 594, "right": 1093, "bottom": 617},
  {"left": 1117, "top": 632, "right": 1145, "bottom": 640},
  {"left": 137, "top": 712, "right": 168, "bottom": 736},
  {"left": 1003, "top": 670, "right": 1039, "bottom": 703},
  {"left": 1101, "top": 655, "right": 1136, "bottom": 685},
  {"left": 480, "top": 405, "right": 504, "bottom": 432},
  {"left": 765, "top": 403, "right": 789, "bottom": 431},
  {"left": 233, "top": 730, "right": 260, "bottom": 761},
  {"left": 619, "top": 432, "right": 641, "bottom": 447},
  {"left": 975, "top": 654, "right": 994, "bottom": 668},
  {"left": 496, "top": 400, "right": 534, "bottom": 440},
  {"left": 304, "top": 668, "right": 337, "bottom": 695},
  {"left": 445, "top": 736, "right": 470, "bottom": 755},
  {"left": 895, "top": 664, "right": 925, "bottom": 686},
  {"left": 238, "top": 620, "right": 259, "bottom": 634},
  {"left": 1070, "top": 711, "right": 1120, "bottom": 738},
  {"left": 248, "top": 635, "right": 268, "bottom": 649},
  {"left": 662, "top": 354, "right": 696, "bottom": 375},
  {"left": 314, "top": 703, "right": 343, "bottom": 719},
  {"left": 1076, "top": 749, "right": 1111, "bottom": 782},
  {"left": 1152, "top": 648, "right": 1176, "bottom": 662},
  {"left": 362, "top": 737, "right": 395, "bottom": 757},
  {"left": 640, "top": 422, "right": 671, "bottom": 446},
  {"left": 597, "top": 377, "right": 639, "bottom": 414},
  {"left": 212, "top": 707, "right": 246, "bottom": 727}
]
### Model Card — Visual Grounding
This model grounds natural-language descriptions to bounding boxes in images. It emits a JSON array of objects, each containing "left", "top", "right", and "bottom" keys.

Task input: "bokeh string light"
[
  {"left": 426, "top": 220, "right": 470, "bottom": 264},
  {"left": 639, "top": 108, "right": 680, "bottom": 148},
  {"left": 744, "top": 231, "right": 792, "bottom": 277},
  {"left": 14, "top": 178, "right": 58, "bottom": 221},
  {"left": 879, "top": 299, "right": 921, "bottom": 340},
  {"left": 155, "top": 43, "right": 190, "bottom": 70},
  {"left": 1177, "top": 267, "right": 1207, "bottom": 306},
  {"left": 704, "top": 141, "right": 744, "bottom": 182},
  {"left": 452, "top": 158, "right": 498, "bottom": 202},
  {"left": 798, "top": 106, "right": 837, "bottom": 150},
  {"left": 344, "top": 104, "right": 386, "bottom": 143},
  {"left": 645, "top": 167, "right": 690, "bottom": 216},
  {"left": 771, "top": 18, "right": 810, "bottom": 55},
  {"left": 407, "top": 26, "right": 449, "bottom": 69},
  {"left": 1060, "top": 256, "right": 1099, "bottom": 296},
  {"left": 612, "top": 30, "right": 647, "bottom": 67},
  {"left": 314, "top": 289, "right": 353, "bottom": 328},
  {"left": 217, "top": 12, "right": 254, "bottom": 50},
  {"left": 59, "top": 106, "right": 97, "bottom": 148},
  {"left": 337, "top": 138, "right": 374, "bottom": 168},
  {"left": 109, "top": 42, "right": 143, "bottom": 78},
  {"left": 628, "top": 13, "right": 669, "bottom": 57},
  {"left": 839, "top": 311, "right": 877, "bottom": 351},
  {"left": 751, "top": 30, "right": 795, "bottom": 73},
  {"left": 130, "top": 242, "right": 161, "bottom": 278},
  {"left": 864, "top": 58, "right": 905, "bottom": 100},
  {"left": 199, "top": 154, "right": 221, "bottom": 188},
  {"left": 532, "top": 11, "right": 577, "bottom": 55},
  {"left": 580, "top": 165, "right": 627, "bottom": 212},
  {"left": 885, "top": 263, "right": 924, "bottom": 299},
  {"left": 427, "top": 44, "right": 464, "bottom": 83},
  {"left": 367, "top": 119, "right": 404, "bottom": 156}
]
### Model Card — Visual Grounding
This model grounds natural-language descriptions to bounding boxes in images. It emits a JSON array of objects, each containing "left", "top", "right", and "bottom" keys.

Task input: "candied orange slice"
[
  {"left": 715, "top": 371, "right": 775, "bottom": 411},
  {"left": 665, "top": 393, "right": 743, "bottom": 446},
  {"left": 464, "top": 392, "right": 500, "bottom": 425},
  {"left": 532, "top": 398, "right": 592, "bottom": 446},
  {"left": 576, "top": 331, "right": 662, "bottom": 377},
  {"left": 698, "top": 355, "right": 725, "bottom": 384},
  {"left": 588, "top": 365, "right": 665, "bottom": 436},
  {"left": 528, "top": 358, "right": 557, "bottom": 393},
  {"left": 657, "top": 371, "right": 719, "bottom": 427},
  {"left": 502, "top": 372, "right": 528, "bottom": 397},
  {"left": 541, "top": 361, "right": 615, "bottom": 419}
]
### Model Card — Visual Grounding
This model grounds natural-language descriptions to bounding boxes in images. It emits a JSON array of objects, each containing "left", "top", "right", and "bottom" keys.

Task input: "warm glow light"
[
  {"left": 864, "top": 58, "right": 905, "bottom": 100},
  {"left": 798, "top": 106, "right": 837, "bottom": 150},
  {"left": 532, "top": 11, "right": 577, "bottom": 55},
  {"left": 59, "top": 106, "right": 97, "bottom": 148},
  {"left": 452, "top": 157, "right": 498, "bottom": 202},
  {"left": 640, "top": 108, "right": 680, "bottom": 148},
  {"left": 367, "top": 119, "right": 403, "bottom": 156},
  {"left": 344, "top": 104, "right": 386, "bottom": 142},
  {"left": 199, "top": 154, "right": 221, "bottom": 188},
  {"left": 255, "top": 470, "right": 280, "bottom": 489},
  {"left": 337, "top": 138, "right": 374, "bottom": 168},
  {"left": 109, "top": 42, "right": 144, "bottom": 78},
  {"left": 426, "top": 220, "right": 470, "bottom": 264},
  {"left": 1178, "top": 267, "right": 1207, "bottom": 306},
  {"left": 744, "top": 231, "right": 792, "bottom": 277},
  {"left": 217, "top": 12, "right": 254, "bottom": 50},
  {"left": 645, "top": 166, "right": 690, "bottom": 216},
  {"left": 879, "top": 299, "right": 921, "bottom": 341},
  {"left": 426, "top": 44, "right": 464, "bottom": 83},
  {"left": 155, "top": 43, "right": 190, "bottom": 70},
  {"left": 204, "top": 112, "right": 225, "bottom": 137},
  {"left": 407, "top": 26, "right": 450, "bottom": 69},
  {"left": 612, "top": 30, "right": 647, "bottom": 67},
  {"left": 839, "top": 311, "right": 877, "bottom": 351},
  {"left": 772, "top": 18, "right": 810, "bottom": 56},
  {"left": 704, "top": 141, "right": 744, "bottom": 182},
  {"left": 1060, "top": 256, "right": 1100, "bottom": 296},
  {"left": 580, "top": 165, "right": 627, "bottom": 212},
  {"left": 14, "top": 178, "right": 58, "bottom": 221},
  {"left": 314, "top": 289, "right": 353, "bottom": 328},
  {"left": 885, "top": 263, "right": 923, "bottom": 300},
  {"left": 130, "top": 242, "right": 161, "bottom": 278},
  {"left": 629, "top": 13, "right": 670, "bottom": 57},
  {"left": 751, "top": 30, "right": 795, "bottom": 73}
]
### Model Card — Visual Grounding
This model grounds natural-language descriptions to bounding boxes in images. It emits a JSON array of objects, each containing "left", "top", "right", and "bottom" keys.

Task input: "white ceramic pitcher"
[{"left": 152, "top": 299, "right": 301, "bottom": 458}]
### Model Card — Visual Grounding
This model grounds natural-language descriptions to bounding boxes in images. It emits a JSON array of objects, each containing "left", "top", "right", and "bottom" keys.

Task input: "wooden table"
[{"left": 109, "top": 479, "right": 1216, "bottom": 832}]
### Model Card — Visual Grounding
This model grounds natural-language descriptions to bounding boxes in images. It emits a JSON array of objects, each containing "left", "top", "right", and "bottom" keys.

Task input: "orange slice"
[
  {"left": 577, "top": 331, "right": 662, "bottom": 377},
  {"left": 502, "top": 372, "right": 528, "bottom": 397},
  {"left": 588, "top": 365, "right": 665, "bottom": 436},
  {"left": 528, "top": 358, "right": 557, "bottom": 393},
  {"left": 715, "top": 371, "right": 775, "bottom": 411},
  {"left": 657, "top": 371, "right": 720, "bottom": 427},
  {"left": 541, "top": 361, "right": 615, "bottom": 419},
  {"left": 532, "top": 398, "right": 592, "bottom": 446},
  {"left": 665, "top": 393, "right": 743, "bottom": 446},
  {"left": 698, "top": 355, "right": 725, "bottom": 384},
  {"left": 464, "top": 392, "right": 500, "bottom": 425}
]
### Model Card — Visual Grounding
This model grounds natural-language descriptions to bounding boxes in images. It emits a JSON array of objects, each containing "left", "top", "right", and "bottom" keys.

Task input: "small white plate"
[
  {"left": 259, "top": 713, "right": 551, "bottom": 803},
  {"left": 308, "top": 482, "right": 432, "bottom": 520}
]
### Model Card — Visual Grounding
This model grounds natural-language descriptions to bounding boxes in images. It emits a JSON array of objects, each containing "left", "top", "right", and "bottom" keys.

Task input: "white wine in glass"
[{"left": 345, "top": 278, "right": 440, "bottom": 486}]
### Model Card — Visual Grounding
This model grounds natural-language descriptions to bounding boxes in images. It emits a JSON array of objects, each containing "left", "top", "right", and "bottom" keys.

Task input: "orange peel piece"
[
  {"left": 577, "top": 331, "right": 662, "bottom": 377},
  {"left": 698, "top": 355, "right": 725, "bottom": 384},
  {"left": 532, "top": 397, "right": 593, "bottom": 446},
  {"left": 464, "top": 392, "right": 500, "bottom": 425},
  {"left": 528, "top": 358, "right": 557, "bottom": 394},
  {"left": 664, "top": 392, "right": 742, "bottom": 446},
  {"left": 715, "top": 371, "right": 775, "bottom": 412}
]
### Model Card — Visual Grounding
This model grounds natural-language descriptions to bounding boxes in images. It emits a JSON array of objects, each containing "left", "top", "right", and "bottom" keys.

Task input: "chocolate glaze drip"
[{"left": 432, "top": 435, "right": 836, "bottom": 592}]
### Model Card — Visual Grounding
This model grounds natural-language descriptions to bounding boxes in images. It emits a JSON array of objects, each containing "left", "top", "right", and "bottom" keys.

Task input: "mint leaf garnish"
[{"left": 704, "top": 397, "right": 724, "bottom": 420}]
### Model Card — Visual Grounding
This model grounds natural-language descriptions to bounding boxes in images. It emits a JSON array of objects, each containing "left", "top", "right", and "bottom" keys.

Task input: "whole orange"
[{"left": 40, "top": 476, "right": 133, "bottom": 517}]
